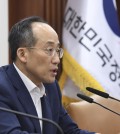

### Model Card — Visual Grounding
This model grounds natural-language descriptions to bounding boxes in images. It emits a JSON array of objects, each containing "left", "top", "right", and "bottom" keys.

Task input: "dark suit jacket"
[{"left": 0, "top": 64, "right": 95, "bottom": 134}]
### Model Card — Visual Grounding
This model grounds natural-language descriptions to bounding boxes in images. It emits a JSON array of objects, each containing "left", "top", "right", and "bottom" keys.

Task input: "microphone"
[
  {"left": 77, "top": 93, "right": 120, "bottom": 116},
  {"left": 0, "top": 106, "right": 64, "bottom": 134},
  {"left": 77, "top": 93, "right": 94, "bottom": 103},
  {"left": 86, "top": 87, "right": 120, "bottom": 102}
]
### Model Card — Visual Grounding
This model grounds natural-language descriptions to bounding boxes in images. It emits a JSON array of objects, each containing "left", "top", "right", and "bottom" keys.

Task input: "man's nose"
[{"left": 52, "top": 53, "right": 60, "bottom": 64}]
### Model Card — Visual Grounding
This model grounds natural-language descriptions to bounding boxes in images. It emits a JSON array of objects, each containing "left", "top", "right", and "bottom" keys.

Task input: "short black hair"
[{"left": 9, "top": 16, "right": 47, "bottom": 61}]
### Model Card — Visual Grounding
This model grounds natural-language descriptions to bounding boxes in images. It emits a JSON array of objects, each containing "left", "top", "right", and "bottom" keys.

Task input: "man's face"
[{"left": 17, "top": 23, "right": 60, "bottom": 86}]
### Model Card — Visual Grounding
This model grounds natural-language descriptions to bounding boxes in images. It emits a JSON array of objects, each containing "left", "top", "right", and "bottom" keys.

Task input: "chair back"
[{"left": 66, "top": 95, "right": 120, "bottom": 134}]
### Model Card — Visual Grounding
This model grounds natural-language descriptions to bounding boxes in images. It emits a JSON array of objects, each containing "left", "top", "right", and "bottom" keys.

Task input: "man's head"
[
  {"left": 9, "top": 16, "right": 63, "bottom": 85},
  {"left": 9, "top": 16, "right": 46, "bottom": 61}
]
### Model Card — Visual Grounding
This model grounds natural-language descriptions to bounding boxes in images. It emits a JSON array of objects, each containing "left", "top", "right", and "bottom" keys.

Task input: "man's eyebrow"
[{"left": 45, "top": 41, "right": 61, "bottom": 46}]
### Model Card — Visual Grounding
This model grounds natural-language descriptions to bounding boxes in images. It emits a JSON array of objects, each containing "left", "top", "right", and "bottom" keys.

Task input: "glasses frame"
[{"left": 26, "top": 47, "right": 64, "bottom": 59}]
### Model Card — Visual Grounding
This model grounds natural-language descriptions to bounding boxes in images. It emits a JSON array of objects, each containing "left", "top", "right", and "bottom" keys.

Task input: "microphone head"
[
  {"left": 86, "top": 87, "right": 109, "bottom": 98},
  {"left": 77, "top": 93, "right": 94, "bottom": 103}
]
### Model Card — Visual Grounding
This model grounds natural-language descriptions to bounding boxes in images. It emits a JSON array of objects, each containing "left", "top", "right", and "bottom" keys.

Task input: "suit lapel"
[
  {"left": 6, "top": 64, "right": 41, "bottom": 133},
  {"left": 17, "top": 87, "right": 41, "bottom": 133}
]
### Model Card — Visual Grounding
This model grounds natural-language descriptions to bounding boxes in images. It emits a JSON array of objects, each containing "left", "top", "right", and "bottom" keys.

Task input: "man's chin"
[{"left": 44, "top": 78, "right": 55, "bottom": 83}]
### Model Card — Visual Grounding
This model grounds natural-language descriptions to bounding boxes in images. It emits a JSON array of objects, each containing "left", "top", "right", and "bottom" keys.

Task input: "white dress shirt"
[{"left": 13, "top": 63, "right": 45, "bottom": 131}]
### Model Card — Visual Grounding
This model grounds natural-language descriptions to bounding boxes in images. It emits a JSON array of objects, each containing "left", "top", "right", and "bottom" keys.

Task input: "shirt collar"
[{"left": 13, "top": 63, "right": 45, "bottom": 97}]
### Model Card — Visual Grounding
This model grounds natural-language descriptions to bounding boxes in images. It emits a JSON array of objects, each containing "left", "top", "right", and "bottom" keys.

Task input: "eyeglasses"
[{"left": 27, "top": 47, "right": 64, "bottom": 58}]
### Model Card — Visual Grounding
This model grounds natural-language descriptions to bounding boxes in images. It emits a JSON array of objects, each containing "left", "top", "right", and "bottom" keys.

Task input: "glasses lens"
[{"left": 59, "top": 48, "right": 63, "bottom": 58}]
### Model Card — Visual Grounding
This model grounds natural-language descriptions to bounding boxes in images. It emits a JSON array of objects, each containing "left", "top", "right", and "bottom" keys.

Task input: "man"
[{"left": 0, "top": 16, "right": 100, "bottom": 134}]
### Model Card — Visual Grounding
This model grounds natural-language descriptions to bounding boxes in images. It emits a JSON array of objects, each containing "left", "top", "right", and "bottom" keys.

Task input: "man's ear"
[{"left": 17, "top": 48, "right": 27, "bottom": 63}]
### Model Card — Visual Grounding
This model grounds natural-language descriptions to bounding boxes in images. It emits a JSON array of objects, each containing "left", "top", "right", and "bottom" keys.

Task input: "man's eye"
[{"left": 47, "top": 48, "right": 54, "bottom": 52}]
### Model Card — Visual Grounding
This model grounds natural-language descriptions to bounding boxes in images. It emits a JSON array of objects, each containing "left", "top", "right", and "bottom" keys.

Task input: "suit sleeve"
[
  {"left": 0, "top": 102, "right": 36, "bottom": 134},
  {"left": 0, "top": 68, "right": 38, "bottom": 134}
]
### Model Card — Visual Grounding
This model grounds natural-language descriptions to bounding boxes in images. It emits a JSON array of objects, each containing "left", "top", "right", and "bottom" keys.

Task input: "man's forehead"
[
  {"left": 32, "top": 22, "right": 57, "bottom": 36},
  {"left": 32, "top": 22, "right": 52, "bottom": 31},
  {"left": 45, "top": 40, "right": 60, "bottom": 46},
  {"left": 32, "top": 22, "right": 60, "bottom": 46}
]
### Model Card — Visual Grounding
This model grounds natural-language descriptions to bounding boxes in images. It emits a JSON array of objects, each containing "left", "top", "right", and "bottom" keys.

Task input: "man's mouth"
[{"left": 50, "top": 69, "right": 58, "bottom": 76}]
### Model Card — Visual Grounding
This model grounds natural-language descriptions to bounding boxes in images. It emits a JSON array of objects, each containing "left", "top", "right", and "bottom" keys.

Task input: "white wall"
[{"left": 0, "top": 0, "right": 8, "bottom": 66}]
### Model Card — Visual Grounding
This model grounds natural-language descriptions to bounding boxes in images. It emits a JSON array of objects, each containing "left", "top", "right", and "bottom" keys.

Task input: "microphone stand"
[
  {"left": 109, "top": 96, "right": 120, "bottom": 103},
  {"left": 93, "top": 101, "right": 120, "bottom": 116},
  {"left": 0, "top": 107, "right": 64, "bottom": 134}
]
